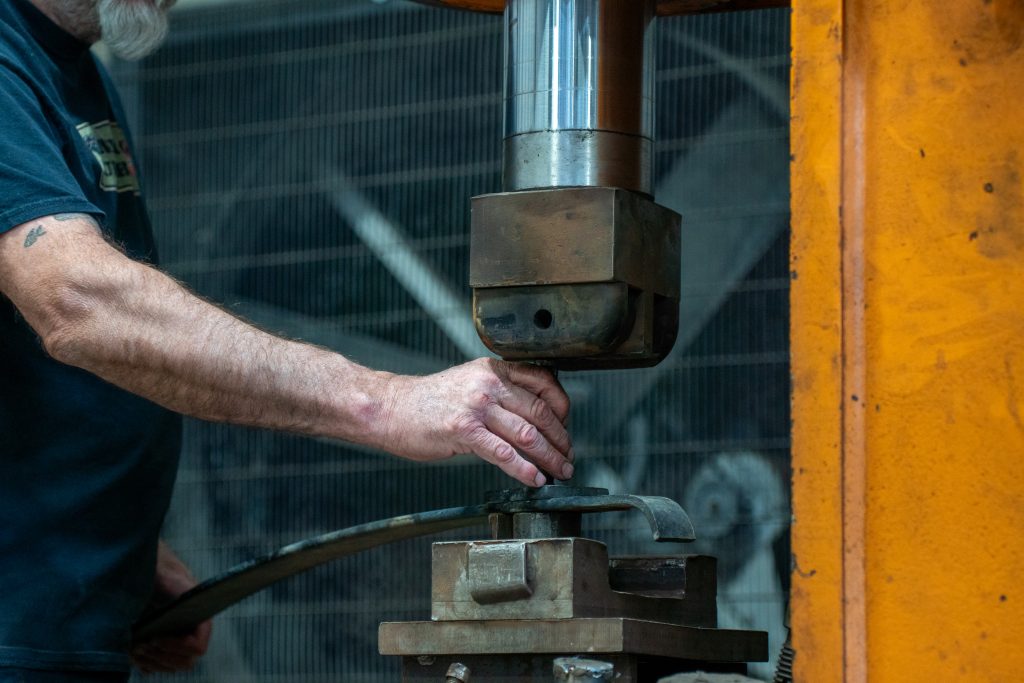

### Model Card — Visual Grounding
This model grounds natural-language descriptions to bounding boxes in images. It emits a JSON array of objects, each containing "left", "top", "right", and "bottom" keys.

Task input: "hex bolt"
[{"left": 446, "top": 662, "right": 471, "bottom": 682}]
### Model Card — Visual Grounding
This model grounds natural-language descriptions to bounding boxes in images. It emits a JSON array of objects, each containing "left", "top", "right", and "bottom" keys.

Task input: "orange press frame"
[{"left": 790, "top": 0, "right": 1024, "bottom": 681}]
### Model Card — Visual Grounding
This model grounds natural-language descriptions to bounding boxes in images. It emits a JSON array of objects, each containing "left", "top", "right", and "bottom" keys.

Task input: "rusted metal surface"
[
  {"left": 470, "top": 189, "right": 679, "bottom": 295},
  {"left": 379, "top": 618, "right": 768, "bottom": 661},
  {"left": 134, "top": 486, "right": 694, "bottom": 641},
  {"left": 607, "top": 556, "right": 716, "bottom": 600},
  {"left": 474, "top": 282, "right": 656, "bottom": 367},
  {"left": 470, "top": 187, "right": 680, "bottom": 368},
  {"left": 411, "top": 0, "right": 788, "bottom": 16},
  {"left": 431, "top": 539, "right": 716, "bottom": 626}
]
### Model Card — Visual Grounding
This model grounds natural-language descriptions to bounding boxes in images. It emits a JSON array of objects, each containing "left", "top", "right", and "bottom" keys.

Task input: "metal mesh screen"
[{"left": 111, "top": 2, "right": 791, "bottom": 680}]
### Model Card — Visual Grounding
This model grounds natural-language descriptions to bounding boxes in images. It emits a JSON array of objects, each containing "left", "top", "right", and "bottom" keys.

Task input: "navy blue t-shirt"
[{"left": 0, "top": 0, "right": 182, "bottom": 672}]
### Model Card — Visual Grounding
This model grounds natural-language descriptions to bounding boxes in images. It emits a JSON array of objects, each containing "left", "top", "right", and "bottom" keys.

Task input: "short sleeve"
[{"left": 0, "top": 66, "right": 104, "bottom": 234}]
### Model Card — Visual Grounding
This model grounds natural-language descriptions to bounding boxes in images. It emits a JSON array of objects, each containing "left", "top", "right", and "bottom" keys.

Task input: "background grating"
[{"left": 109, "top": 1, "right": 791, "bottom": 680}]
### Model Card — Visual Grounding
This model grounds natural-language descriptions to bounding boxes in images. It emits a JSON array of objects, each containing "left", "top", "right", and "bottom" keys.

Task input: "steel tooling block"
[
  {"left": 469, "top": 188, "right": 680, "bottom": 366},
  {"left": 379, "top": 618, "right": 768, "bottom": 662},
  {"left": 431, "top": 539, "right": 716, "bottom": 626},
  {"left": 470, "top": 187, "right": 679, "bottom": 296}
]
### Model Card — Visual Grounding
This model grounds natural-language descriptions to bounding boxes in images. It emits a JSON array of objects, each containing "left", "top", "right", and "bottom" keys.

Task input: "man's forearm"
[
  {"left": 60, "top": 263, "right": 389, "bottom": 440},
  {"left": 0, "top": 213, "right": 574, "bottom": 486},
  {"left": 5, "top": 216, "right": 391, "bottom": 444}
]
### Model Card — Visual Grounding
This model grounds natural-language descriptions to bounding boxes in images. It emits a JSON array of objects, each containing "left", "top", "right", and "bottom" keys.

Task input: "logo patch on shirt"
[{"left": 75, "top": 120, "right": 140, "bottom": 195}]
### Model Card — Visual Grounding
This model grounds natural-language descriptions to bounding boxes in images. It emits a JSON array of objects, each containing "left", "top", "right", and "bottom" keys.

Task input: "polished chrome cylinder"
[{"left": 502, "top": 0, "right": 656, "bottom": 194}]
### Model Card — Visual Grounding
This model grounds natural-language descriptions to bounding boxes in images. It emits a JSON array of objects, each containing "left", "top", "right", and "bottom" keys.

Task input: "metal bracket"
[
  {"left": 467, "top": 542, "right": 533, "bottom": 604},
  {"left": 486, "top": 486, "right": 696, "bottom": 543}
]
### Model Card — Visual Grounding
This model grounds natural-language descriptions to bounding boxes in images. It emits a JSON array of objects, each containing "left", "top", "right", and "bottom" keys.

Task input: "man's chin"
[
  {"left": 98, "top": 0, "right": 170, "bottom": 61},
  {"left": 103, "top": 33, "right": 167, "bottom": 61}
]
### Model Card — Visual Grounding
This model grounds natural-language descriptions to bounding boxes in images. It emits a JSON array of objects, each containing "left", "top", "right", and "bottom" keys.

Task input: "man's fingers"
[
  {"left": 465, "top": 425, "right": 545, "bottom": 487},
  {"left": 483, "top": 406, "right": 574, "bottom": 481},
  {"left": 132, "top": 544, "right": 210, "bottom": 676},
  {"left": 500, "top": 384, "right": 573, "bottom": 460},
  {"left": 132, "top": 627, "right": 209, "bottom": 673},
  {"left": 501, "top": 362, "right": 571, "bottom": 424},
  {"left": 195, "top": 618, "right": 213, "bottom": 652}
]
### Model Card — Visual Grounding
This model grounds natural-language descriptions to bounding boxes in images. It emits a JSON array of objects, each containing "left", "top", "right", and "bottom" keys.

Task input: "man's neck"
[{"left": 28, "top": 0, "right": 100, "bottom": 44}]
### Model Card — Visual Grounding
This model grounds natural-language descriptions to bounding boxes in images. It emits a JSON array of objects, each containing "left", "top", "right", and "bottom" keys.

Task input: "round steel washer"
[{"left": 410, "top": 0, "right": 732, "bottom": 16}]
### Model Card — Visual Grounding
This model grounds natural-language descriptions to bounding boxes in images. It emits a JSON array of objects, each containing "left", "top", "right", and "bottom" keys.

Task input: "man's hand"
[
  {"left": 131, "top": 542, "right": 212, "bottom": 674},
  {"left": 380, "top": 359, "right": 573, "bottom": 487}
]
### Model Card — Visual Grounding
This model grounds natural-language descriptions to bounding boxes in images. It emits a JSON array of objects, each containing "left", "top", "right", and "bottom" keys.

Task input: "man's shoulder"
[
  {"left": 0, "top": 10, "right": 72, "bottom": 137},
  {"left": 0, "top": 21, "right": 44, "bottom": 104},
  {"left": 0, "top": 3, "right": 34, "bottom": 68},
  {"left": 0, "top": 43, "right": 48, "bottom": 121}
]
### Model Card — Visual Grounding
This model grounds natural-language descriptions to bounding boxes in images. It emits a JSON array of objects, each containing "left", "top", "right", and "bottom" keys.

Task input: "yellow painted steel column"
[
  {"left": 790, "top": 0, "right": 846, "bottom": 680},
  {"left": 791, "top": 0, "right": 1024, "bottom": 681}
]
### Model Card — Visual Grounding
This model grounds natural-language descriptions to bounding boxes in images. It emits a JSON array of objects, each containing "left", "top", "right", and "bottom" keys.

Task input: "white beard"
[{"left": 97, "top": 0, "right": 174, "bottom": 61}]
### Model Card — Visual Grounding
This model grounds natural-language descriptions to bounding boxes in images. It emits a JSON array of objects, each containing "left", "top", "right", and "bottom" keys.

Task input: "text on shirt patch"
[{"left": 75, "top": 119, "right": 140, "bottom": 195}]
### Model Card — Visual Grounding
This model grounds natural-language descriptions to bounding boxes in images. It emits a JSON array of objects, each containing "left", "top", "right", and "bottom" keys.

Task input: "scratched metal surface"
[{"left": 109, "top": 1, "right": 791, "bottom": 680}]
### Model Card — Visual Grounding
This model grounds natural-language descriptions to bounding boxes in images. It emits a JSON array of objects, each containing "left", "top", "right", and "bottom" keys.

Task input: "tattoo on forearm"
[{"left": 23, "top": 225, "right": 46, "bottom": 248}]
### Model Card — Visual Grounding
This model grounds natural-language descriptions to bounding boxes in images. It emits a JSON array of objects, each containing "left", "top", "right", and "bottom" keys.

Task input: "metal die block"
[
  {"left": 469, "top": 187, "right": 680, "bottom": 366},
  {"left": 380, "top": 617, "right": 768, "bottom": 662},
  {"left": 431, "top": 539, "right": 715, "bottom": 626},
  {"left": 469, "top": 187, "right": 679, "bottom": 295},
  {"left": 607, "top": 556, "right": 717, "bottom": 599}
]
